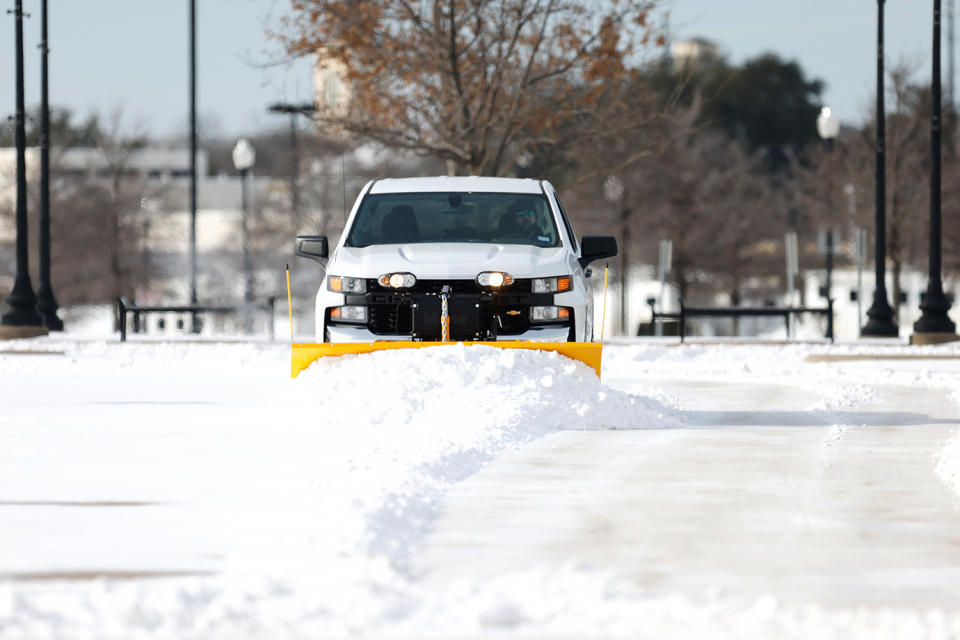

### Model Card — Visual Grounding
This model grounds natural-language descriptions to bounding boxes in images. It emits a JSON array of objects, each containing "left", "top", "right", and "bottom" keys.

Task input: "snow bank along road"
[{"left": 1, "top": 338, "right": 960, "bottom": 638}]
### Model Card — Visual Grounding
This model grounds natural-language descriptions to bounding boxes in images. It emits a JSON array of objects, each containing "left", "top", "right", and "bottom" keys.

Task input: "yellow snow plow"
[
  {"left": 290, "top": 340, "right": 603, "bottom": 378},
  {"left": 285, "top": 261, "right": 609, "bottom": 380}
]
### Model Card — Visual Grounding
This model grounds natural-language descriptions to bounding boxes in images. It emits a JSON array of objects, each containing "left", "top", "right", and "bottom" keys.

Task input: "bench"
[
  {"left": 648, "top": 299, "right": 834, "bottom": 343},
  {"left": 117, "top": 297, "right": 276, "bottom": 342}
]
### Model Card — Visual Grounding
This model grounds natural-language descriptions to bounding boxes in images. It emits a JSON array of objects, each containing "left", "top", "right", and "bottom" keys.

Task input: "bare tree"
[
  {"left": 92, "top": 109, "right": 153, "bottom": 302},
  {"left": 39, "top": 109, "right": 166, "bottom": 305},
  {"left": 562, "top": 101, "right": 784, "bottom": 336},
  {"left": 284, "top": 0, "right": 666, "bottom": 175}
]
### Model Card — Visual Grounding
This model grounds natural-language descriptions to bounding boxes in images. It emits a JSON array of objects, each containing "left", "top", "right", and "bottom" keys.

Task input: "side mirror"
[
  {"left": 579, "top": 235, "right": 617, "bottom": 268},
  {"left": 295, "top": 235, "right": 329, "bottom": 263}
]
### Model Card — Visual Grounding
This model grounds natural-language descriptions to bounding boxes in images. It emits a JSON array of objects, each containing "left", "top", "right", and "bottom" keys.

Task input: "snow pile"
[
  {"left": 0, "top": 341, "right": 679, "bottom": 639},
  {"left": 58, "top": 304, "right": 115, "bottom": 338},
  {"left": 285, "top": 344, "right": 677, "bottom": 561},
  {"left": 3, "top": 339, "right": 960, "bottom": 638},
  {"left": 296, "top": 343, "right": 675, "bottom": 432}
]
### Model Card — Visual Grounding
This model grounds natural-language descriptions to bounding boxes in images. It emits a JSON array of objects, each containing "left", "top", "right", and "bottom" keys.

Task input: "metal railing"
[
  {"left": 117, "top": 297, "right": 276, "bottom": 342},
  {"left": 648, "top": 298, "right": 834, "bottom": 343}
]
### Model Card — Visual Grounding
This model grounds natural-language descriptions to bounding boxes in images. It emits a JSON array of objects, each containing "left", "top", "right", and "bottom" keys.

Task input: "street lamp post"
[
  {"left": 913, "top": 0, "right": 957, "bottom": 343},
  {"left": 603, "top": 176, "right": 628, "bottom": 336},
  {"left": 232, "top": 139, "right": 256, "bottom": 318},
  {"left": 188, "top": 0, "right": 199, "bottom": 332},
  {"left": 267, "top": 103, "right": 317, "bottom": 226},
  {"left": 816, "top": 107, "right": 840, "bottom": 341},
  {"left": 862, "top": 0, "right": 900, "bottom": 337},
  {"left": 1, "top": 0, "right": 44, "bottom": 334},
  {"left": 36, "top": 0, "right": 62, "bottom": 331}
]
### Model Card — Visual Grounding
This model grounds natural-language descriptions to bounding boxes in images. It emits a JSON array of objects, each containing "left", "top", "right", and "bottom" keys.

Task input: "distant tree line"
[{"left": 557, "top": 47, "right": 834, "bottom": 327}]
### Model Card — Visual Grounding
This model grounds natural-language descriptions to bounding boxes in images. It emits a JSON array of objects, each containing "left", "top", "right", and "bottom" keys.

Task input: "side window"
[{"left": 554, "top": 196, "right": 578, "bottom": 252}]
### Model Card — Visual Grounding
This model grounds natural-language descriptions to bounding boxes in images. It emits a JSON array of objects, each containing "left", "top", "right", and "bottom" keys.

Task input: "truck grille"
[{"left": 332, "top": 278, "right": 563, "bottom": 339}]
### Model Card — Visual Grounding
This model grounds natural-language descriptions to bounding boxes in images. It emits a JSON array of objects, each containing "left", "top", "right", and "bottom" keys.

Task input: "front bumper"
[
  {"left": 326, "top": 324, "right": 571, "bottom": 343},
  {"left": 324, "top": 278, "right": 575, "bottom": 342}
]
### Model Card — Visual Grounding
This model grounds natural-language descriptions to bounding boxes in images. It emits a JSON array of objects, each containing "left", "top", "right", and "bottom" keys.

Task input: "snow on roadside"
[
  {"left": 0, "top": 341, "right": 679, "bottom": 639},
  {"left": 2, "top": 339, "right": 959, "bottom": 638},
  {"left": 935, "top": 388, "right": 960, "bottom": 502},
  {"left": 7, "top": 566, "right": 960, "bottom": 640},
  {"left": 289, "top": 344, "right": 679, "bottom": 562},
  {"left": 603, "top": 340, "right": 960, "bottom": 395},
  {"left": 937, "top": 431, "right": 960, "bottom": 500}
]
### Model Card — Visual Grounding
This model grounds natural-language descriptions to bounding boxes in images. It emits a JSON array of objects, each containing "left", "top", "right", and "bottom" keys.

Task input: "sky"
[
  {"left": 0, "top": 1, "right": 944, "bottom": 141},
  {"left": 0, "top": 0, "right": 313, "bottom": 140},
  {"left": 667, "top": 1, "right": 935, "bottom": 121}
]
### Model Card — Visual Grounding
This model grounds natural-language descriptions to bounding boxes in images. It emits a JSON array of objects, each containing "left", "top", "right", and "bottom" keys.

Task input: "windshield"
[{"left": 345, "top": 192, "right": 560, "bottom": 248}]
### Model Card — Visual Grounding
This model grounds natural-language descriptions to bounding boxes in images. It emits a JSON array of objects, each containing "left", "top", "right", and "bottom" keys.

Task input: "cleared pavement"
[{"left": 420, "top": 380, "right": 960, "bottom": 608}]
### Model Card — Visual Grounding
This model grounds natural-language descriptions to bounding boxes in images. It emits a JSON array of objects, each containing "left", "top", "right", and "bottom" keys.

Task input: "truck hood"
[{"left": 329, "top": 243, "right": 571, "bottom": 280}]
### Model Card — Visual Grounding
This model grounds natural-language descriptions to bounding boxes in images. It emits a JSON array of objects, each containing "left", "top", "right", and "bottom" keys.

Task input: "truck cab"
[{"left": 295, "top": 176, "right": 617, "bottom": 343}]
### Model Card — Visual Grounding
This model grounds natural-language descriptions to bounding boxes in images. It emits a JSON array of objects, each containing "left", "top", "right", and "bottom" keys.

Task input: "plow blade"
[{"left": 291, "top": 341, "right": 603, "bottom": 379}]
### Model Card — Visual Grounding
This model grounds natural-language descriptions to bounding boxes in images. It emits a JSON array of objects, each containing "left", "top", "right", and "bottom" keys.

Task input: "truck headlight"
[
  {"left": 529, "top": 306, "right": 570, "bottom": 323},
  {"left": 477, "top": 271, "right": 514, "bottom": 287},
  {"left": 378, "top": 272, "right": 417, "bottom": 288},
  {"left": 327, "top": 275, "right": 367, "bottom": 294},
  {"left": 329, "top": 306, "right": 368, "bottom": 323},
  {"left": 531, "top": 276, "right": 572, "bottom": 294}
]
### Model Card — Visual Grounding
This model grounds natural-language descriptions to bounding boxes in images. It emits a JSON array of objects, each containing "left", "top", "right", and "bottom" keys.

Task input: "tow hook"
[{"left": 440, "top": 285, "right": 451, "bottom": 342}]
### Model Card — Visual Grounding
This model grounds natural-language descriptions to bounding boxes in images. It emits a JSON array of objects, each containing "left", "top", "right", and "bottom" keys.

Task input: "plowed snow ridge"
[
  {"left": 2, "top": 339, "right": 960, "bottom": 639},
  {"left": 0, "top": 343, "right": 678, "bottom": 639}
]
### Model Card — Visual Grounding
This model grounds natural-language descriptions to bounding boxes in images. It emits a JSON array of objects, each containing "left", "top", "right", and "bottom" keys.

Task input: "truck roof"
[{"left": 368, "top": 176, "right": 544, "bottom": 195}]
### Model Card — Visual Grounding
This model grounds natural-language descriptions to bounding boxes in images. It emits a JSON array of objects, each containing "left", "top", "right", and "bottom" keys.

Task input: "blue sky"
[{"left": 0, "top": 1, "right": 941, "bottom": 139}]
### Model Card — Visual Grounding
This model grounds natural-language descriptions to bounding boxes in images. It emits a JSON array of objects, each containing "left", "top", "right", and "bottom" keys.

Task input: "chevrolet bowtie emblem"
[{"left": 506, "top": 310, "right": 521, "bottom": 316}]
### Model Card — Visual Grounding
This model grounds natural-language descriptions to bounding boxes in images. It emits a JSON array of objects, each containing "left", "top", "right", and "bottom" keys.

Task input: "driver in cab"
[{"left": 498, "top": 201, "right": 543, "bottom": 242}]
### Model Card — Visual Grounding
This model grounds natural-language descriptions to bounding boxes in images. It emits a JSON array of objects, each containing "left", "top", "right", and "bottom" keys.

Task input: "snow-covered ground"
[{"left": 1, "top": 333, "right": 959, "bottom": 639}]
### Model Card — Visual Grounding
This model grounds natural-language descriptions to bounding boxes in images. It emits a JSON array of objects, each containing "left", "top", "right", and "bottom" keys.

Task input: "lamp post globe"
[
  {"left": 233, "top": 139, "right": 256, "bottom": 326},
  {"left": 232, "top": 138, "right": 255, "bottom": 172},
  {"left": 816, "top": 106, "right": 839, "bottom": 341},
  {"left": 816, "top": 107, "right": 840, "bottom": 142},
  {"left": 604, "top": 175, "right": 630, "bottom": 335}
]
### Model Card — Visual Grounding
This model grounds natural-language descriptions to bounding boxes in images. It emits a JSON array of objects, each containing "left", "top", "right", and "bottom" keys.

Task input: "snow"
[
  {"left": 604, "top": 340, "right": 960, "bottom": 406},
  {"left": 1, "top": 336, "right": 960, "bottom": 638},
  {"left": 938, "top": 431, "right": 960, "bottom": 500},
  {"left": 0, "top": 340, "right": 675, "bottom": 638}
]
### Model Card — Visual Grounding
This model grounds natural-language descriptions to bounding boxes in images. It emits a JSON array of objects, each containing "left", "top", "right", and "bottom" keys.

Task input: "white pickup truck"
[{"left": 294, "top": 176, "right": 617, "bottom": 343}]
